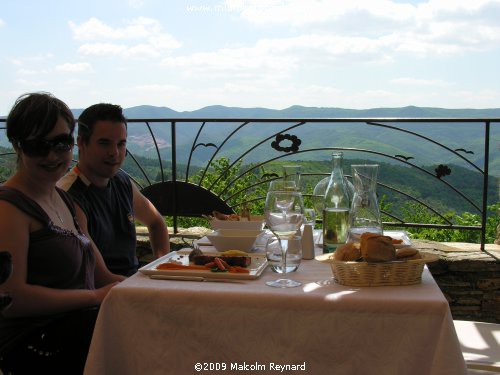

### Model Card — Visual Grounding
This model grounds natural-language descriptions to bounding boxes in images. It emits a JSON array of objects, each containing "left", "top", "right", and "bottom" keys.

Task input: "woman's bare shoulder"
[{"left": 0, "top": 199, "right": 33, "bottom": 230}]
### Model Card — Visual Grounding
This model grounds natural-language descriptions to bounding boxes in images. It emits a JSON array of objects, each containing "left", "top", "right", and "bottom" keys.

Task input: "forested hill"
[{"left": 0, "top": 144, "right": 497, "bottom": 214}]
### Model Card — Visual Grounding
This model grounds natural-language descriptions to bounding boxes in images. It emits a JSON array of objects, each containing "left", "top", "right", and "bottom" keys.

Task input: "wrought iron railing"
[{"left": 1, "top": 117, "right": 499, "bottom": 253}]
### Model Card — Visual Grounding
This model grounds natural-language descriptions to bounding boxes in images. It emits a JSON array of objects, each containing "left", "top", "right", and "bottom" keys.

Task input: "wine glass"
[
  {"left": 264, "top": 189, "right": 305, "bottom": 288},
  {"left": 265, "top": 235, "right": 302, "bottom": 273}
]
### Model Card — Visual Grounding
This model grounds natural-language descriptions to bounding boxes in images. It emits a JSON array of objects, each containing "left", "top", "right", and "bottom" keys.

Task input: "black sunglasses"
[{"left": 19, "top": 134, "right": 74, "bottom": 158}]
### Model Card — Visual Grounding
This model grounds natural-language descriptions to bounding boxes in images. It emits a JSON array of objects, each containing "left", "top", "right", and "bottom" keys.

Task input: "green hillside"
[{"left": 0, "top": 143, "right": 496, "bottom": 217}]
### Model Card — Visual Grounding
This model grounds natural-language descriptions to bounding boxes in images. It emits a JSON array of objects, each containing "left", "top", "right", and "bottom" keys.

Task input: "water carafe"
[{"left": 347, "top": 164, "right": 383, "bottom": 242}]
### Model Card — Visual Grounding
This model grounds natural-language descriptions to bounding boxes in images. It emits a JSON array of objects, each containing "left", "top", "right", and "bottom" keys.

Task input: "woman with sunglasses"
[{"left": 0, "top": 92, "right": 125, "bottom": 374}]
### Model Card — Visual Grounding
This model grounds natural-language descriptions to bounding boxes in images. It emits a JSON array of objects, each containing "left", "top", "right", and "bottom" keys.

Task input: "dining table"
[{"left": 84, "top": 242, "right": 467, "bottom": 375}]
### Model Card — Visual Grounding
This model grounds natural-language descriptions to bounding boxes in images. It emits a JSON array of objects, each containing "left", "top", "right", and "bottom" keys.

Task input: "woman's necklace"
[
  {"left": 53, "top": 208, "right": 64, "bottom": 224},
  {"left": 43, "top": 197, "right": 64, "bottom": 225}
]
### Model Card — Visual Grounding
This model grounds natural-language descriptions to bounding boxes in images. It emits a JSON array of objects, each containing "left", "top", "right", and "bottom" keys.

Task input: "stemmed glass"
[{"left": 264, "top": 188, "right": 305, "bottom": 288}]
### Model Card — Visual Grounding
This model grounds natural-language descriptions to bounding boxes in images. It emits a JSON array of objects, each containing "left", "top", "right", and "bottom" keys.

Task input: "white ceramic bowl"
[
  {"left": 205, "top": 229, "right": 265, "bottom": 252},
  {"left": 210, "top": 218, "right": 265, "bottom": 231}
]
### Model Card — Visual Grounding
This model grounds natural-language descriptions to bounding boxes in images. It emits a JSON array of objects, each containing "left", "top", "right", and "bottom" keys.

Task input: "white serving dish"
[
  {"left": 210, "top": 218, "right": 265, "bottom": 230},
  {"left": 205, "top": 229, "right": 265, "bottom": 252}
]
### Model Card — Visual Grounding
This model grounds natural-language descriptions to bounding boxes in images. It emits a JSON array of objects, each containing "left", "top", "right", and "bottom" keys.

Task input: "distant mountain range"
[
  {"left": 116, "top": 105, "right": 500, "bottom": 176},
  {"left": 6, "top": 103, "right": 500, "bottom": 120},
  {"left": 2, "top": 105, "right": 499, "bottom": 176},
  {"left": 122, "top": 104, "right": 500, "bottom": 119}
]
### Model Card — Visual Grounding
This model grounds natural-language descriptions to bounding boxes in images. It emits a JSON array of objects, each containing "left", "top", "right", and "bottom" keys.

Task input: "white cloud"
[
  {"left": 236, "top": 0, "right": 500, "bottom": 27},
  {"left": 69, "top": 17, "right": 180, "bottom": 59},
  {"left": 230, "top": 0, "right": 500, "bottom": 56},
  {"left": 159, "top": 0, "right": 500, "bottom": 84},
  {"left": 78, "top": 43, "right": 128, "bottom": 57},
  {"left": 160, "top": 32, "right": 398, "bottom": 94},
  {"left": 55, "top": 62, "right": 93, "bottom": 73},
  {"left": 161, "top": 43, "right": 296, "bottom": 79},
  {"left": 234, "top": 0, "right": 416, "bottom": 26},
  {"left": 69, "top": 18, "right": 115, "bottom": 41},
  {"left": 160, "top": 33, "right": 396, "bottom": 81},
  {"left": 69, "top": 17, "right": 164, "bottom": 41},
  {"left": 78, "top": 42, "right": 166, "bottom": 58},
  {"left": 0, "top": 18, "right": 5, "bottom": 27},
  {"left": 391, "top": 77, "right": 452, "bottom": 87}
]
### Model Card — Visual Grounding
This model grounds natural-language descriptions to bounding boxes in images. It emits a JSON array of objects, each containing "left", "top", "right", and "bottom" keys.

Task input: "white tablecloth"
[{"left": 84, "top": 252, "right": 466, "bottom": 375}]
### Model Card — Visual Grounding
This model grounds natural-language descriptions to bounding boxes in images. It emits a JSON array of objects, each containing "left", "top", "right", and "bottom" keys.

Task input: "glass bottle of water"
[
  {"left": 313, "top": 173, "right": 354, "bottom": 217},
  {"left": 322, "top": 152, "right": 351, "bottom": 253}
]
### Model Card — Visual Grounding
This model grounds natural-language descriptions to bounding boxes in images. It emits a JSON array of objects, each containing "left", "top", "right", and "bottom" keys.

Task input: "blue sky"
[{"left": 1, "top": 0, "right": 500, "bottom": 114}]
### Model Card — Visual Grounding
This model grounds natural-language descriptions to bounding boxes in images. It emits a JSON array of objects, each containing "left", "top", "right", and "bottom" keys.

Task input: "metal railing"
[{"left": 1, "top": 117, "right": 499, "bottom": 253}]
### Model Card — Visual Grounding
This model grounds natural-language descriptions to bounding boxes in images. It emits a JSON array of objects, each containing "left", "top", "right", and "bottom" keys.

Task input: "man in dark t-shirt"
[{"left": 58, "top": 103, "right": 170, "bottom": 276}]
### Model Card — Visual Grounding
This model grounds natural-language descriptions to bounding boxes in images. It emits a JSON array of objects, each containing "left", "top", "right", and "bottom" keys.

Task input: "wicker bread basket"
[{"left": 328, "top": 253, "right": 437, "bottom": 287}]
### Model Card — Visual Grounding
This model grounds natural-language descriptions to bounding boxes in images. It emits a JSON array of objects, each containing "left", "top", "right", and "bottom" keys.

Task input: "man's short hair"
[{"left": 77, "top": 103, "right": 127, "bottom": 143}]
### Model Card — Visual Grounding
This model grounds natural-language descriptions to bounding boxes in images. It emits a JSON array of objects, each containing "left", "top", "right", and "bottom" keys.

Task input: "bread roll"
[
  {"left": 396, "top": 247, "right": 419, "bottom": 259},
  {"left": 334, "top": 242, "right": 361, "bottom": 261},
  {"left": 363, "top": 235, "right": 396, "bottom": 262},
  {"left": 360, "top": 232, "right": 381, "bottom": 255}
]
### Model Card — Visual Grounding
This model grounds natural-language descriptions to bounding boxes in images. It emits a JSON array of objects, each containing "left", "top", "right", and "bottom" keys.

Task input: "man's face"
[{"left": 78, "top": 120, "right": 127, "bottom": 180}]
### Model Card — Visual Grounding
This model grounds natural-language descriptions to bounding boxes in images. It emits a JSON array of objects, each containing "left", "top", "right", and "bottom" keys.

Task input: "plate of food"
[{"left": 139, "top": 249, "right": 268, "bottom": 280}]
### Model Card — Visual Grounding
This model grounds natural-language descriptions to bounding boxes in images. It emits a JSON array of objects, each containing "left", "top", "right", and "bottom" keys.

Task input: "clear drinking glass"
[
  {"left": 265, "top": 235, "right": 302, "bottom": 273},
  {"left": 264, "top": 189, "right": 304, "bottom": 288}
]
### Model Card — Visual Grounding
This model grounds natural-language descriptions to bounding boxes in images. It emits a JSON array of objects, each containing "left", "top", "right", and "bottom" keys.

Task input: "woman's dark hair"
[
  {"left": 77, "top": 103, "right": 127, "bottom": 144},
  {"left": 6, "top": 92, "right": 75, "bottom": 146}
]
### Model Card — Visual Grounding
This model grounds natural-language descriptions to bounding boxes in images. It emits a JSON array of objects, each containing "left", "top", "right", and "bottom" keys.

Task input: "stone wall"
[{"left": 415, "top": 240, "right": 500, "bottom": 323}]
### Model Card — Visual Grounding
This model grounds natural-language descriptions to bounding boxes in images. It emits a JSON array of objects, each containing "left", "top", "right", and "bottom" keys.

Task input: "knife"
[{"left": 149, "top": 275, "right": 245, "bottom": 283}]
